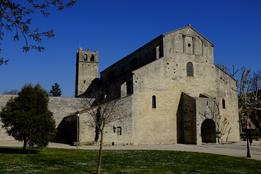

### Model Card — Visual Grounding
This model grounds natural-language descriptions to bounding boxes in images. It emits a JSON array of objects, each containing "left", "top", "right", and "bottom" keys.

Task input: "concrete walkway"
[{"left": 1, "top": 140, "right": 261, "bottom": 161}]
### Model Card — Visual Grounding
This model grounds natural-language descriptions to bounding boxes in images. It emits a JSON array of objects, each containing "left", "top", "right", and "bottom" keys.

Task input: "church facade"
[
  {"left": 77, "top": 25, "right": 240, "bottom": 145},
  {"left": 0, "top": 25, "right": 240, "bottom": 145}
]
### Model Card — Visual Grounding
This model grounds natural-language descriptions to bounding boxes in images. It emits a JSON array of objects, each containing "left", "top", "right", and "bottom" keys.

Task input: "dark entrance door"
[
  {"left": 201, "top": 119, "right": 216, "bottom": 143},
  {"left": 55, "top": 115, "right": 78, "bottom": 145}
]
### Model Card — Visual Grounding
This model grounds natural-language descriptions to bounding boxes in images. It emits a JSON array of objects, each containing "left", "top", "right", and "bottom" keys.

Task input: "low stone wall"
[
  {"left": 0, "top": 95, "right": 16, "bottom": 141},
  {"left": 0, "top": 95, "right": 89, "bottom": 142}
]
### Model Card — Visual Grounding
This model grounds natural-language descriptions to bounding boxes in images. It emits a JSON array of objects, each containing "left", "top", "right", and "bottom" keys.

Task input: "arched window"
[
  {"left": 152, "top": 95, "right": 156, "bottom": 108},
  {"left": 186, "top": 62, "right": 194, "bottom": 77},
  {"left": 222, "top": 99, "right": 226, "bottom": 109},
  {"left": 84, "top": 54, "right": 88, "bottom": 61}
]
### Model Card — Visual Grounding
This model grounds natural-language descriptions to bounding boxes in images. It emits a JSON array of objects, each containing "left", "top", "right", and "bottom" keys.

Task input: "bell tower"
[{"left": 75, "top": 48, "right": 99, "bottom": 97}]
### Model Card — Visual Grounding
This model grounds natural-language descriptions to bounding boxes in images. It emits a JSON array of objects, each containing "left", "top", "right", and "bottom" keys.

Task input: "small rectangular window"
[
  {"left": 127, "top": 75, "right": 133, "bottom": 95},
  {"left": 222, "top": 99, "right": 226, "bottom": 109},
  {"left": 156, "top": 46, "right": 160, "bottom": 59},
  {"left": 116, "top": 127, "right": 122, "bottom": 136},
  {"left": 113, "top": 126, "right": 116, "bottom": 133},
  {"left": 152, "top": 95, "right": 156, "bottom": 108}
]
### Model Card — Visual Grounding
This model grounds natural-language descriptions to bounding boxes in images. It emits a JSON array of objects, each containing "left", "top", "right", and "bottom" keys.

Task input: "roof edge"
[
  {"left": 215, "top": 64, "right": 236, "bottom": 82},
  {"left": 100, "top": 34, "right": 164, "bottom": 74}
]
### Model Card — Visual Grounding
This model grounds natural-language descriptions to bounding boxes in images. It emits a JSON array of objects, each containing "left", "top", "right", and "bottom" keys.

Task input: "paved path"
[{"left": 1, "top": 140, "right": 261, "bottom": 161}]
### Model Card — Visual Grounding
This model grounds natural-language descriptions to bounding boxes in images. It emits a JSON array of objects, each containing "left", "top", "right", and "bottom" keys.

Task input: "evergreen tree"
[
  {"left": 49, "top": 83, "right": 62, "bottom": 96},
  {"left": 0, "top": 84, "right": 55, "bottom": 150}
]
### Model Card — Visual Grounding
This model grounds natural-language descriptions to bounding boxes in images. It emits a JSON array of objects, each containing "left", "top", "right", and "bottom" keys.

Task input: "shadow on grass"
[{"left": 0, "top": 147, "right": 39, "bottom": 154}]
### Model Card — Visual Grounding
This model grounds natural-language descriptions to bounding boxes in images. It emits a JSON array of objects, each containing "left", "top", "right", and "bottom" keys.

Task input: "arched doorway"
[{"left": 201, "top": 119, "right": 216, "bottom": 143}]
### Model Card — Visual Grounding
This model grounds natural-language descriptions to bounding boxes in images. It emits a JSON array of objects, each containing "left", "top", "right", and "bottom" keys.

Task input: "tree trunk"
[
  {"left": 247, "top": 130, "right": 251, "bottom": 158},
  {"left": 23, "top": 139, "right": 28, "bottom": 151},
  {"left": 97, "top": 129, "right": 104, "bottom": 174}
]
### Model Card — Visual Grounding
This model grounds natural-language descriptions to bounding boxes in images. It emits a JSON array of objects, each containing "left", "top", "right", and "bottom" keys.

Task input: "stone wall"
[
  {"left": 0, "top": 95, "right": 88, "bottom": 142},
  {"left": 181, "top": 93, "right": 197, "bottom": 144},
  {"left": 132, "top": 57, "right": 178, "bottom": 144},
  {"left": 79, "top": 96, "right": 133, "bottom": 145},
  {"left": 0, "top": 95, "right": 16, "bottom": 140},
  {"left": 196, "top": 97, "right": 219, "bottom": 144},
  {"left": 215, "top": 67, "right": 240, "bottom": 142}
]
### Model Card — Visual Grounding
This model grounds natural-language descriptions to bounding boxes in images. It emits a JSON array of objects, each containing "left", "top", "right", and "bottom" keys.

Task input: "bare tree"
[
  {"left": 0, "top": 0, "right": 76, "bottom": 64},
  {"left": 80, "top": 97, "right": 124, "bottom": 174},
  {"left": 237, "top": 68, "right": 261, "bottom": 130},
  {"left": 236, "top": 68, "right": 261, "bottom": 158},
  {"left": 238, "top": 67, "right": 251, "bottom": 111},
  {"left": 216, "top": 65, "right": 261, "bottom": 156},
  {"left": 231, "top": 64, "right": 240, "bottom": 78},
  {"left": 0, "top": 58, "right": 8, "bottom": 65},
  {"left": 250, "top": 72, "right": 261, "bottom": 130},
  {"left": 214, "top": 102, "right": 230, "bottom": 144}
]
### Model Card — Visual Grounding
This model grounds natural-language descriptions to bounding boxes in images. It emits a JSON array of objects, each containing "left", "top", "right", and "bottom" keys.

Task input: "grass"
[{"left": 0, "top": 147, "right": 260, "bottom": 174}]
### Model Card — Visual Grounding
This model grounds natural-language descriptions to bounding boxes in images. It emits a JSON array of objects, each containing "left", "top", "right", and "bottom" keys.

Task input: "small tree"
[
  {"left": 0, "top": 84, "right": 55, "bottom": 150},
  {"left": 82, "top": 97, "right": 123, "bottom": 174},
  {"left": 49, "top": 83, "right": 62, "bottom": 96}
]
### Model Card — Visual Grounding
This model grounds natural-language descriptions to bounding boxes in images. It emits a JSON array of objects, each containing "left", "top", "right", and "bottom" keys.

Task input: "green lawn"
[{"left": 0, "top": 147, "right": 260, "bottom": 174}]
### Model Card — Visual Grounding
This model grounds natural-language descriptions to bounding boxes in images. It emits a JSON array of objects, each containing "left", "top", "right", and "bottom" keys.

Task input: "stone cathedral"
[{"left": 0, "top": 25, "right": 240, "bottom": 145}]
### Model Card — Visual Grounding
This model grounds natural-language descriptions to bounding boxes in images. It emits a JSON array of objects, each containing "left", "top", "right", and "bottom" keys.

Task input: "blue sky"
[{"left": 1, "top": 0, "right": 261, "bottom": 96}]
